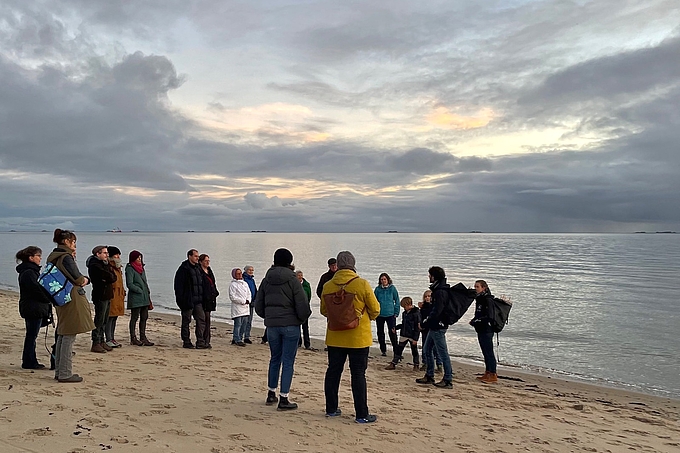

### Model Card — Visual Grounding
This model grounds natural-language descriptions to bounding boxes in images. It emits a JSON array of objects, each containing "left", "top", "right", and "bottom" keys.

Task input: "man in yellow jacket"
[{"left": 320, "top": 251, "right": 381, "bottom": 424}]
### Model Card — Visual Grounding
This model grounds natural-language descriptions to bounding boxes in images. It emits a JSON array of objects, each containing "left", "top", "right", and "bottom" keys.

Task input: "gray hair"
[{"left": 244, "top": 265, "right": 254, "bottom": 272}]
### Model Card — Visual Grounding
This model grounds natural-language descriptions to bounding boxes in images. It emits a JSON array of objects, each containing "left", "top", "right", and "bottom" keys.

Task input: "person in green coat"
[
  {"left": 125, "top": 250, "right": 154, "bottom": 346},
  {"left": 296, "top": 270, "right": 317, "bottom": 351}
]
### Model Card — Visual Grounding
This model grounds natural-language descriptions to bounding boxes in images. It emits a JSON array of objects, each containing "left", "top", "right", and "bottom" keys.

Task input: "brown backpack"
[{"left": 324, "top": 276, "right": 362, "bottom": 331}]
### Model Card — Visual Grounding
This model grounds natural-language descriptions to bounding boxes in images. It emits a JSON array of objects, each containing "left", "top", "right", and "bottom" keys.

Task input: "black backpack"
[
  {"left": 442, "top": 283, "right": 476, "bottom": 326},
  {"left": 488, "top": 297, "right": 512, "bottom": 333}
]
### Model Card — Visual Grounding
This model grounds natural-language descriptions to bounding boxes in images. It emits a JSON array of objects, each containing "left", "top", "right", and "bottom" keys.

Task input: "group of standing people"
[{"left": 15, "top": 229, "right": 154, "bottom": 383}]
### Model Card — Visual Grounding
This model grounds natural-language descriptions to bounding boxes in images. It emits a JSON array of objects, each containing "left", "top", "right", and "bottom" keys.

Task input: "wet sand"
[{"left": 0, "top": 289, "right": 678, "bottom": 452}]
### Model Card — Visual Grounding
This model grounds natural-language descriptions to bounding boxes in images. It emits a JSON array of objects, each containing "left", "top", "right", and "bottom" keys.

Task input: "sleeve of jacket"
[
  {"left": 292, "top": 278, "right": 312, "bottom": 323},
  {"left": 61, "top": 254, "right": 86, "bottom": 286},
  {"left": 364, "top": 281, "right": 381, "bottom": 321},
  {"left": 125, "top": 266, "right": 143, "bottom": 294},
  {"left": 315, "top": 275, "right": 325, "bottom": 299},
  {"left": 254, "top": 279, "right": 266, "bottom": 318},
  {"left": 229, "top": 282, "right": 248, "bottom": 304},
  {"left": 392, "top": 286, "right": 400, "bottom": 317},
  {"left": 173, "top": 266, "right": 192, "bottom": 309}
]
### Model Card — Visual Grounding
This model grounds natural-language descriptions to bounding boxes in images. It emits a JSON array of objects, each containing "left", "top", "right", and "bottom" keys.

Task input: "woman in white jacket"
[{"left": 229, "top": 268, "right": 251, "bottom": 346}]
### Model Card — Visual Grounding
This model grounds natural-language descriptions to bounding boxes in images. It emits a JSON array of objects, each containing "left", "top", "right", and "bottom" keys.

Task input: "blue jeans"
[
  {"left": 22, "top": 318, "right": 43, "bottom": 367},
  {"left": 423, "top": 328, "right": 453, "bottom": 382},
  {"left": 477, "top": 330, "right": 497, "bottom": 373},
  {"left": 266, "top": 325, "right": 300, "bottom": 395},
  {"left": 232, "top": 315, "right": 248, "bottom": 343},
  {"left": 244, "top": 304, "right": 255, "bottom": 340}
]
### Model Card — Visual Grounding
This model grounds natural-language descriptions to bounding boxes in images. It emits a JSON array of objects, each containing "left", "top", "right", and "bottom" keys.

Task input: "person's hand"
[
  {"left": 81, "top": 276, "right": 90, "bottom": 286},
  {"left": 391, "top": 328, "right": 396, "bottom": 334},
  {"left": 246, "top": 300, "right": 250, "bottom": 305}
]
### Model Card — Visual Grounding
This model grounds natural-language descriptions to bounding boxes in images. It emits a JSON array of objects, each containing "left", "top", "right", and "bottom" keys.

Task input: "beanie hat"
[
  {"left": 231, "top": 268, "right": 240, "bottom": 279},
  {"left": 327, "top": 257, "right": 337, "bottom": 266},
  {"left": 273, "top": 248, "right": 293, "bottom": 266},
  {"left": 336, "top": 251, "right": 356, "bottom": 271},
  {"left": 92, "top": 245, "right": 107, "bottom": 255},
  {"left": 129, "top": 250, "right": 142, "bottom": 264},
  {"left": 107, "top": 246, "right": 121, "bottom": 257}
]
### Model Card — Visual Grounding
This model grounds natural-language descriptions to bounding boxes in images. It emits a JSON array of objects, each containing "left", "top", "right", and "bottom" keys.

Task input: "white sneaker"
[{"left": 105, "top": 341, "right": 116, "bottom": 348}]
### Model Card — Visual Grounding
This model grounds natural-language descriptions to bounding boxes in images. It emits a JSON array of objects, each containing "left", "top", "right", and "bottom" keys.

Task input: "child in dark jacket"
[
  {"left": 385, "top": 297, "right": 421, "bottom": 371},
  {"left": 418, "top": 290, "right": 442, "bottom": 372}
]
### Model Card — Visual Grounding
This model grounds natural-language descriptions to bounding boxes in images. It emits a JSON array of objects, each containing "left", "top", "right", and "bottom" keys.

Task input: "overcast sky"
[{"left": 1, "top": 0, "right": 679, "bottom": 232}]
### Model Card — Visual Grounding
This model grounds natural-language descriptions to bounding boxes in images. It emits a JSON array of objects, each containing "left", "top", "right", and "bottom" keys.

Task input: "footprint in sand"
[{"left": 25, "top": 427, "right": 52, "bottom": 436}]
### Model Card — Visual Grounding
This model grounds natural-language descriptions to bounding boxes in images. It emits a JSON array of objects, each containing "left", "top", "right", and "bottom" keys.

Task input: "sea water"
[{"left": 1, "top": 232, "right": 678, "bottom": 399}]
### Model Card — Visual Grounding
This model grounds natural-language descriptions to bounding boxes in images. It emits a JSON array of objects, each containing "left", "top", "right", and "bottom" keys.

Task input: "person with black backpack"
[{"left": 470, "top": 280, "right": 498, "bottom": 383}]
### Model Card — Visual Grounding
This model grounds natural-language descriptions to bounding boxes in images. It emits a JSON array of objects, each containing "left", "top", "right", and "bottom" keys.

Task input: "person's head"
[
  {"left": 378, "top": 272, "right": 392, "bottom": 287},
  {"left": 53, "top": 228, "right": 77, "bottom": 249},
  {"left": 327, "top": 257, "right": 338, "bottom": 272},
  {"left": 296, "top": 270, "right": 304, "bottom": 282},
  {"left": 244, "top": 265, "right": 254, "bottom": 276},
  {"left": 400, "top": 296, "right": 413, "bottom": 310},
  {"left": 422, "top": 290, "right": 432, "bottom": 303},
  {"left": 474, "top": 280, "right": 489, "bottom": 294},
  {"left": 15, "top": 246, "right": 42, "bottom": 265},
  {"left": 199, "top": 254, "right": 210, "bottom": 269},
  {"left": 187, "top": 249, "right": 199, "bottom": 265},
  {"left": 107, "top": 246, "right": 121, "bottom": 259},
  {"left": 428, "top": 266, "right": 446, "bottom": 283},
  {"left": 92, "top": 245, "right": 109, "bottom": 262},
  {"left": 129, "top": 250, "right": 143, "bottom": 265},
  {"left": 231, "top": 268, "right": 242, "bottom": 280},
  {"left": 273, "top": 248, "right": 293, "bottom": 268},
  {"left": 336, "top": 251, "right": 355, "bottom": 271}
]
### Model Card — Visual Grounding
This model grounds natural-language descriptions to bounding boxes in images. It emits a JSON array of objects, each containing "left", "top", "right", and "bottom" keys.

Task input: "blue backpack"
[{"left": 38, "top": 261, "right": 74, "bottom": 306}]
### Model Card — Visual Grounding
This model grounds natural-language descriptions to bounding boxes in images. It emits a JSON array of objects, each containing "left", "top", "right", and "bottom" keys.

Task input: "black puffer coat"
[
  {"left": 86, "top": 256, "right": 117, "bottom": 302},
  {"left": 16, "top": 261, "right": 52, "bottom": 320},
  {"left": 255, "top": 266, "right": 311, "bottom": 327},
  {"left": 174, "top": 260, "right": 204, "bottom": 310}
]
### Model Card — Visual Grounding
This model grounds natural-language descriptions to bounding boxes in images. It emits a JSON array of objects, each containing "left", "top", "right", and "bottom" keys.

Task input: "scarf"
[
  {"left": 110, "top": 257, "right": 123, "bottom": 269},
  {"left": 131, "top": 261, "right": 144, "bottom": 274}
]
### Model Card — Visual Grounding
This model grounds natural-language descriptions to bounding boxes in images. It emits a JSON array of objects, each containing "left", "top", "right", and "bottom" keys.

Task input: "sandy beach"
[{"left": 0, "top": 289, "right": 678, "bottom": 453}]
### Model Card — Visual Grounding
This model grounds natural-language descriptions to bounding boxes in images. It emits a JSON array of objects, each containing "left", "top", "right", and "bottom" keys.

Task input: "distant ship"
[{"left": 107, "top": 227, "right": 122, "bottom": 233}]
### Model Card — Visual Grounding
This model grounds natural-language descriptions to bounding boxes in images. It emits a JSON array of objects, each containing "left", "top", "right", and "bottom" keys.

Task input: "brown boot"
[
  {"left": 480, "top": 372, "right": 498, "bottom": 383},
  {"left": 140, "top": 336, "right": 155, "bottom": 346},
  {"left": 477, "top": 371, "right": 489, "bottom": 381},
  {"left": 130, "top": 335, "right": 143, "bottom": 346},
  {"left": 101, "top": 342, "right": 113, "bottom": 351},
  {"left": 91, "top": 343, "right": 107, "bottom": 353},
  {"left": 384, "top": 362, "right": 396, "bottom": 370}
]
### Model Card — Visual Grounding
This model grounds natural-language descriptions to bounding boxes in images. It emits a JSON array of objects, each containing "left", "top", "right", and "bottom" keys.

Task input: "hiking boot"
[
  {"left": 355, "top": 414, "right": 377, "bottom": 424},
  {"left": 91, "top": 343, "right": 107, "bottom": 353},
  {"left": 111, "top": 339, "right": 122, "bottom": 348},
  {"left": 416, "top": 374, "right": 435, "bottom": 384},
  {"left": 196, "top": 343, "right": 209, "bottom": 349},
  {"left": 236, "top": 342, "right": 246, "bottom": 347},
  {"left": 140, "top": 337, "right": 155, "bottom": 346},
  {"left": 130, "top": 336, "right": 143, "bottom": 346},
  {"left": 384, "top": 362, "right": 396, "bottom": 370},
  {"left": 477, "top": 371, "right": 490, "bottom": 381},
  {"left": 277, "top": 397, "right": 298, "bottom": 411},
  {"left": 244, "top": 338, "right": 252, "bottom": 344},
  {"left": 58, "top": 374, "right": 83, "bottom": 383},
  {"left": 326, "top": 408, "right": 342, "bottom": 417},
  {"left": 480, "top": 372, "right": 498, "bottom": 383},
  {"left": 434, "top": 379, "right": 453, "bottom": 389},
  {"left": 266, "top": 391, "right": 278, "bottom": 406},
  {"left": 101, "top": 342, "right": 113, "bottom": 351},
  {"left": 105, "top": 341, "right": 116, "bottom": 349},
  {"left": 183, "top": 342, "right": 195, "bottom": 349},
  {"left": 21, "top": 363, "right": 46, "bottom": 369}
]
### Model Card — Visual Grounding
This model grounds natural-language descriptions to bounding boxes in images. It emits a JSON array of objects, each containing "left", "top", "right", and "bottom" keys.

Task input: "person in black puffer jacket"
[
  {"left": 174, "top": 249, "right": 206, "bottom": 349},
  {"left": 470, "top": 279, "right": 498, "bottom": 383},
  {"left": 385, "top": 297, "right": 422, "bottom": 371},
  {"left": 16, "top": 246, "right": 53, "bottom": 369}
]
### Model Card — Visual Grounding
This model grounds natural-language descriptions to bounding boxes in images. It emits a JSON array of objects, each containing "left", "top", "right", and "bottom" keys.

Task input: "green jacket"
[
  {"left": 302, "top": 278, "right": 312, "bottom": 305},
  {"left": 125, "top": 264, "right": 151, "bottom": 309}
]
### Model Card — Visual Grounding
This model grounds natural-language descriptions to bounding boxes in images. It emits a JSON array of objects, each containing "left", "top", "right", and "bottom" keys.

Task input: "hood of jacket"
[
  {"left": 16, "top": 261, "right": 41, "bottom": 275},
  {"left": 263, "top": 265, "right": 296, "bottom": 285},
  {"left": 46, "top": 247, "right": 72, "bottom": 264}
]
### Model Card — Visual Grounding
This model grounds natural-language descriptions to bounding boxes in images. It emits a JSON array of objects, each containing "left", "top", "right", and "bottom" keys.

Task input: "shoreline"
[{"left": 1, "top": 289, "right": 679, "bottom": 452}]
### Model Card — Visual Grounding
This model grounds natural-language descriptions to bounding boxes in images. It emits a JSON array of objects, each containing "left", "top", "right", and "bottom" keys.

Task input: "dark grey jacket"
[{"left": 255, "top": 266, "right": 311, "bottom": 327}]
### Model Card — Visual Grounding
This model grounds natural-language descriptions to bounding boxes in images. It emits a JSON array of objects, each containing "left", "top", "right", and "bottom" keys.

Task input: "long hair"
[{"left": 378, "top": 272, "right": 393, "bottom": 286}]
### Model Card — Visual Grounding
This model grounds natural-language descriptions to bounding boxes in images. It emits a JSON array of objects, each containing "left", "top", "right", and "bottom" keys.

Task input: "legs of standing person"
[
  {"left": 138, "top": 306, "right": 151, "bottom": 343},
  {"left": 233, "top": 316, "right": 244, "bottom": 343},
  {"left": 180, "top": 308, "right": 193, "bottom": 345},
  {"left": 409, "top": 340, "right": 420, "bottom": 367},
  {"left": 279, "top": 326, "right": 300, "bottom": 396},
  {"left": 478, "top": 330, "right": 497, "bottom": 374},
  {"left": 105, "top": 316, "right": 117, "bottom": 343},
  {"left": 376, "top": 316, "right": 387, "bottom": 354},
  {"left": 203, "top": 310, "right": 212, "bottom": 346},
  {"left": 299, "top": 320, "right": 311, "bottom": 349},
  {"left": 261, "top": 327, "right": 268, "bottom": 344},
  {"left": 348, "top": 347, "right": 370, "bottom": 419},
  {"left": 244, "top": 303, "right": 254, "bottom": 342},
  {"left": 431, "top": 329, "right": 453, "bottom": 382},
  {"left": 91, "top": 299, "right": 110, "bottom": 346},
  {"left": 130, "top": 307, "right": 141, "bottom": 342},
  {"left": 22, "top": 318, "right": 43, "bottom": 368},
  {"left": 324, "top": 346, "right": 348, "bottom": 414},
  {"left": 390, "top": 339, "right": 408, "bottom": 364},
  {"left": 385, "top": 315, "right": 398, "bottom": 352},
  {"left": 55, "top": 334, "right": 76, "bottom": 380},
  {"left": 267, "top": 327, "right": 283, "bottom": 392},
  {"left": 193, "top": 304, "right": 207, "bottom": 347},
  {"left": 422, "top": 331, "right": 435, "bottom": 377}
]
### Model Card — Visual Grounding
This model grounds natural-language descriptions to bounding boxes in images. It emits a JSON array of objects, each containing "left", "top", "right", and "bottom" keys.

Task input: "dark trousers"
[
  {"left": 130, "top": 306, "right": 149, "bottom": 338},
  {"left": 181, "top": 304, "right": 206, "bottom": 345},
  {"left": 422, "top": 329, "right": 442, "bottom": 365},
  {"left": 203, "top": 311, "right": 212, "bottom": 346},
  {"left": 299, "top": 320, "right": 311, "bottom": 348},
  {"left": 324, "top": 346, "right": 369, "bottom": 419},
  {"left": 392, "top": 339, "right": 419, "bottom": 366},
  {"left": 105, "top": 316, "right": 118, "bottom": 342},
  {"left": 375, "top": 316, "right": 398, "bottom": 354},
  {"left": 477, "top": 330, "right": 497, "bottom": 373},
  {"left": 22, "top": 318, "right": 43, "bottom": 367},
  {"left": 91, "top": 299, "right": 110, "bottom": 344}
]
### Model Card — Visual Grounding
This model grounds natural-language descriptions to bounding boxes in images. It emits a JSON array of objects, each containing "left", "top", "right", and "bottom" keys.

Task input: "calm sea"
[{"left": 1, "top": 232, "right": 678, "bottom": 399}]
